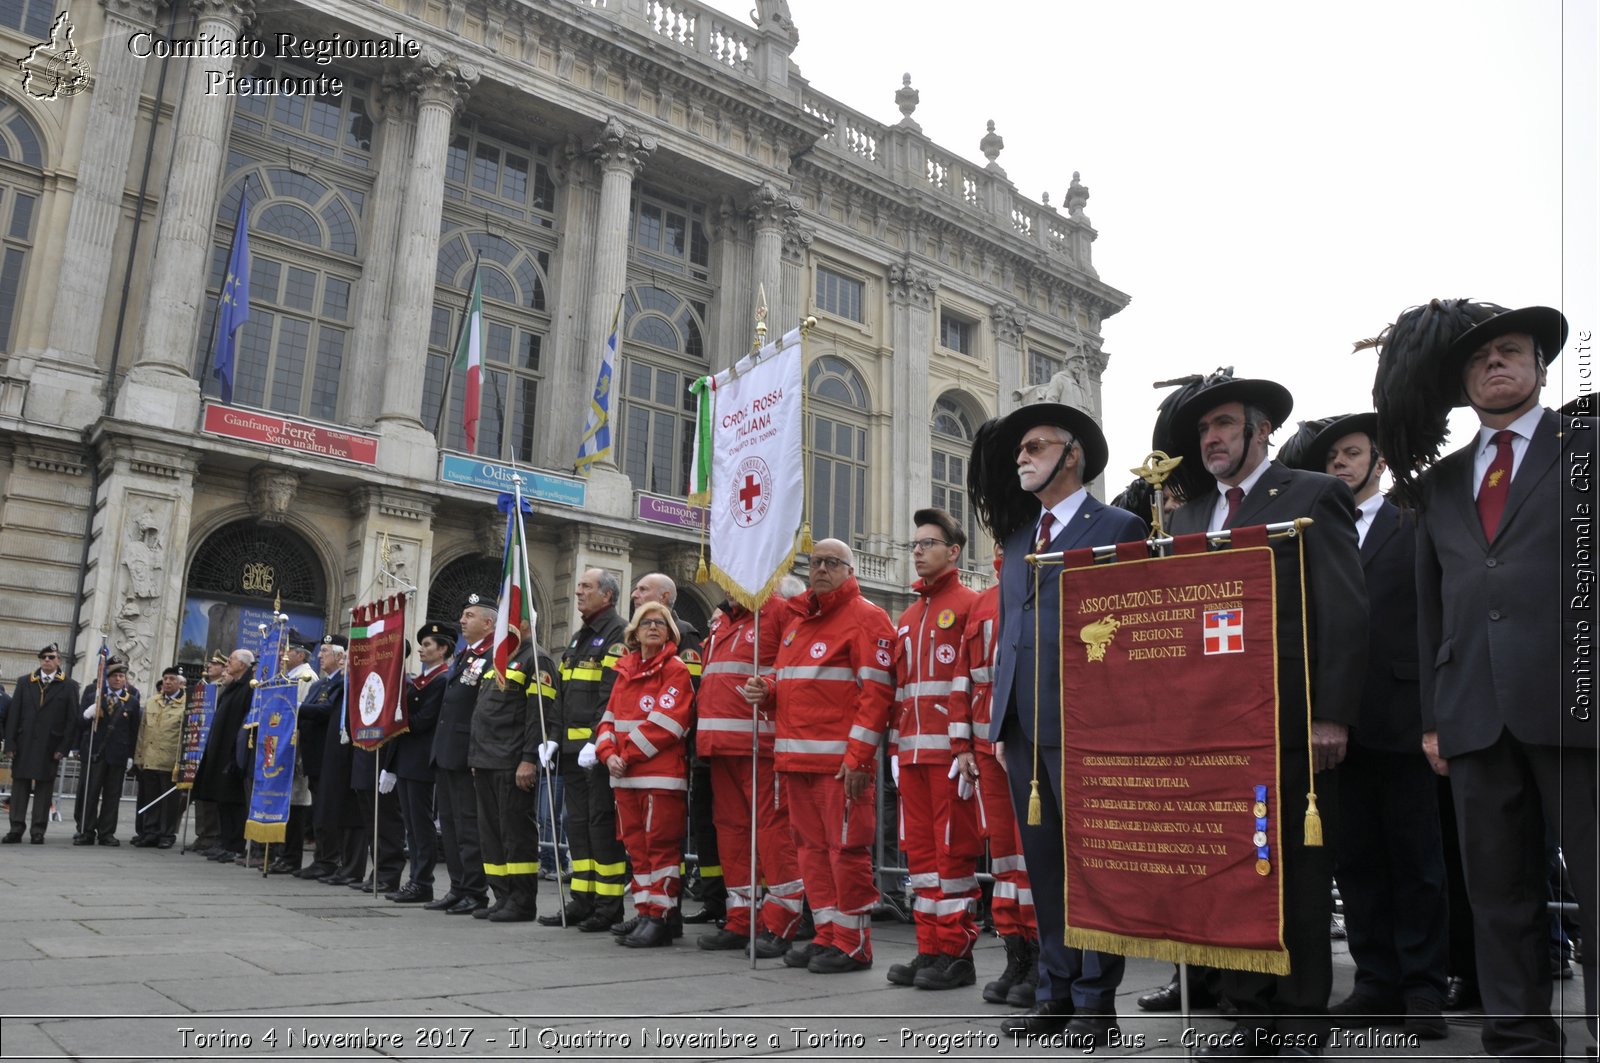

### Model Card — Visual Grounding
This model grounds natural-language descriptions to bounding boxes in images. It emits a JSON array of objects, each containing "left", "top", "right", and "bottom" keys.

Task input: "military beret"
[
  {"left": 321, "top": 633, "right": 349, "bottom": 650},
  {"left": 162, "top": 666, "right": 184, "bottom": 678},
  {"left": 38, "top": 643, "right": 59, "bottom": 659}
]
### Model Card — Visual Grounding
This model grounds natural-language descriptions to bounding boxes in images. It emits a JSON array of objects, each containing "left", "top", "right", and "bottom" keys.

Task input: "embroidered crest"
[
  {"left": 935, "top": 643, "right": 957, "bottom": 665},
  {"left": 936, "top": 609, "right": 956, "bottom": 629},
  {"left": 660, "top": 690, "right": 677, "bottom": 710},
  {"left": 876, "top": 648, "right": 891, "bottom": 667},
  {"left": 640, "top": 694, "right": 656, "bottom": 712},
  {"left": 809, "top": 641, "right": 827, "bottom": 659}
]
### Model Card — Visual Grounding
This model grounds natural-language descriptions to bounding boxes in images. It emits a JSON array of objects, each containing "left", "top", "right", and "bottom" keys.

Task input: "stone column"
[
  {"left": 747, "top": 180, "right": 793, "bottom": 332},
  {"left": 885, "top": 261, "right": 939, "bottom": 558},
  {"left": 27, "top": 0, "right": 158, "bottom": 430},
  {"left": 779, "top": 216, "right": 814, "bottom": 346},
  {"left": 344, "top": 74, "right": 416, "bottom": 429},
  {"left": 375, "top": 51, "right": 477, "bottom": 479},
  {"left": 707, "top": 195, "right": 748, "bottom": 374},
  {"left": 117, "top": 0, "right": 254, "bottom": 429},
  {"left": 990, "top": 302, "right": 1029, "bottom": 416},
  {"left": 574, "top": 118, "right": 654, "bottom": 516},
  {"left": 541, "top": 136, "right": 597, "bottom": 467}
]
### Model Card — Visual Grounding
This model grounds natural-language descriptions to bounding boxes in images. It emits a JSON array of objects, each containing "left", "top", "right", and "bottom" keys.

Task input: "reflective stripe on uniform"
[
  {"left": 593, "top": 880, "right": 628, "bottom": 896},
  {"left": 696, "top": 717, "right": 775, "bottom": 734},
  {"left": 968, "top": 665, "right": 992, "bottom": 684},
  {"left": 610, "top": 775, "right": 688, "bottom": 791},
  {"left": 897, "top": 732, "right": 949, "bottom": 752},
  {"left": 940, "top": 875, "right": 978, "bottom": 894},
  {"left": 899, "top": 679, "right": 953, "bottom": 698},
  {"left": 628, "top": 730, "right": 660, "bottom": 758},
  {"left": 991, "top": 854, "right": 1027, "bottom": 874},
  {"left": 848, "top": 725, "right": 882, "bottom": 746},
  {"left": 857, "top": 666, "right": 891, "bottom": 685},
  {"left": 948, "top": 722, "right": 973, "bottom": 739},
  {"left": 775, "top": 738, "right": 847, "bottom": 755},
  {"left": 702, "top": 661, "right": 754, "bottom": 676},
  {"left": 645, "top": 710, "right": 685, "bottom": 738},
  {"left": 566, "top": 667, "right": 602, "bottom": 682},
  {"left": 775, "top": 665, "right": 856, "bottom": 683},
  {"left": 566, "top": 727, "right": 593, "bottom": 740}
]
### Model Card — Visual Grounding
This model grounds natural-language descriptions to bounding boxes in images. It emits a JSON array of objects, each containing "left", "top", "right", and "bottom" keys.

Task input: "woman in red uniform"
[{"left": 595, "top": 600, "right": 695, "bottom": 948}]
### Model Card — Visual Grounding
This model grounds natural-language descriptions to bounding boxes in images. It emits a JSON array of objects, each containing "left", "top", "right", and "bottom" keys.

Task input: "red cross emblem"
[
  {"left": 1203, "top": 609, "right": 1244, "bottom": 655},
  {"left": 730, "top": 456, "right": 773, "bottom": 527}
]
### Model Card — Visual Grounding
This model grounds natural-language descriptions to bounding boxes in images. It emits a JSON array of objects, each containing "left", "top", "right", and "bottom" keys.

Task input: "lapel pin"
[{"left": 1268, "top": 488, "right": 1279, "bottom": 497}]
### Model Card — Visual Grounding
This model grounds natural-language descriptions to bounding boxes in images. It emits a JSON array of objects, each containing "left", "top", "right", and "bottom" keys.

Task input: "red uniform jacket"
[
  {"left": 947, "top": 584, "right": 998, "bottom": 757},
  {"left": 889, "top": 567, "right": 978, "bottom": 765},
  {"left": 695, "top": 598, "right": 790, "bottom": 759},
  {"left": 595, "top": 645, "right": 694, "bottom": 791}
]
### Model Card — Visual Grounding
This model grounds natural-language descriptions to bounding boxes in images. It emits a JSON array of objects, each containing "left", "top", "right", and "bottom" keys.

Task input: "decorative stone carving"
[
  {"left": 989, "top": 303, "right": 1029, "bottom": 345},
  {"left": 101, "top": 0, "right": 160, "bottom": 26},
  {"left": 895, "top": 73, "right": 919, "bottom": 128},
  {"left": 405, "top": 51, "right": 479, "bottom": 115},
  {"left": 190, "top": 0, "right": 254, "bottom": 26},
  {"left": 781, "top": 217, "right": 814, "bottom": 263},
  {"left": 980, "top": 120, "right": 1005, "bottom": 176},
  {"left": 887, "top": 261, "right": 940, "bottom": 309},
  {"left": 752, "top": 0, "right": 798, "bottom": 46},
  {"left": 588, "top": 116, "right": 657, "bottom": 176},
  {"left": 1066, "top": 170, "right": 1090, "bottom": 219},
  {"left": 248, "top": 467, "right": 300, "bottom": 524},
  {"left": 586, "top": 529, "right": 631, "bottom": 557},
  {"left": 478, "top": 509, "right": 506, "bottom": 557},
  {"left": 663, "top": 546, "right": 702, "bottom": 587},
  {"left": 114, "top": 505, "right": 168, "bottom": 670},
  {"left": 746, "top": 180, "right": 798, "bottom": 231}
]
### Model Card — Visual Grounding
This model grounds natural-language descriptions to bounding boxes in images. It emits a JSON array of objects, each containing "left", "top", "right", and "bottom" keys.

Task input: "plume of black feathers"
[
  {"left": 1152, "top": 368, "right": 1233, "bottom": 504},
  {"left": 1363, "top": 298, "right": 1507, "bottom": 502},
  {"left": 1276, "top": 416, "right": 1338, "bottom": 473},
  {"left": 968, "top": 415, "right": 1038, "bottom": 543},
  {"left": 1109, "top": 477, "right": 1156, "bottom": 534}
]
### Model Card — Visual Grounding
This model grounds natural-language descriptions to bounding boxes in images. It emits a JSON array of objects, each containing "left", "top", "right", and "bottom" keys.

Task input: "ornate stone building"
[{"left": 0, "top": 0, "right": 1127, "bottom": 687}]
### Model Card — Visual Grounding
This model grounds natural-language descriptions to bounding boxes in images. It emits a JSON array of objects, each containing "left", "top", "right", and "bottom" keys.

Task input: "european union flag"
[{"left": 212, "top": 180, "right": 251, "bottom": 404}]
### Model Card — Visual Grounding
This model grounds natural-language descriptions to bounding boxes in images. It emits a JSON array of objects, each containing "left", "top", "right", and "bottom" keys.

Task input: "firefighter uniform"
[
  {"left": 770, "top": 575, "right": 896, "bottom": 965},
  {"left": 696, "top": 599, "right": 805, "bottom": 941},
  {"left": 547, "top": 607, "right": 629, "bottom": 928},
  {"left": 890, "top": 567, "right": 982, "bottom": 973},
  {"left": 470, "top": 641, "right": 558, "bottom": 921},
  {"left": 949, "top": 580, "right": 1040, "bottom": 1004}
]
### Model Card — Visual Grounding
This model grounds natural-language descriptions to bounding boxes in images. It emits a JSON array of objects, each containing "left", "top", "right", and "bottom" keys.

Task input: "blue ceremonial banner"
[
  {"left": 177, "top": 683, "right": 217, "bottom": 791},
  {"left": 575, "top": 297, "right": 622, "bottom": 474},
  {"left": 244, "top": 683, "right": 298, "bottom": 844},
  {"left": 212, "top": 177, "right": 251, "bottom": 405}
]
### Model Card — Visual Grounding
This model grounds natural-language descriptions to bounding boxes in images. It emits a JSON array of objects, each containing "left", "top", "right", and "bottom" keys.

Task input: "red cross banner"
[
  {"left": 346, "top": 594, "right": 409, "bottom": 750},
  {"left": 686, "top": 326, "right": 805, "bottom": 608},
  {"left": 1057, "top": 546, "right": 1288, "bottom": 974}
]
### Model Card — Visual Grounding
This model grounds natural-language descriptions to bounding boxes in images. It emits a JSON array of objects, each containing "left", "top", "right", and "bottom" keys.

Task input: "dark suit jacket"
[
  {"left": 384, "top": 667, "right": 446, "bottom": 781},
  {"left": 297, "top": 671, "right": 344, "bottom": 780},
  {"left": 1417, "top": 407, "right": 1596, "bottom": 756},
  {"left": 1167, "top": 461, "right": 1368, "bottom": 748},
  {"left": 3, "top": 671, "right": 79, "bottom": 779},
  {"left": 77, "top": 686, "right": 142, "bottom": 764},
  {"left": 431, "top": 642, "right": 490, "bottom": 772},
  {"left": 1350, "top": 501, "right": 1424, "bottom": 752},
  {"left": 990, "top": 493, "right": 1148, "bottom": 746},
  {"left": 193, "top": 677, "right": 251, "bottom": 804}
]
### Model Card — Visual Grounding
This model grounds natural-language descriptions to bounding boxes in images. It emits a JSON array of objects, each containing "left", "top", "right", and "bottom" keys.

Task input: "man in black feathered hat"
[
  {"left": 969, "top": 402, "right": 1146, "bottom": 1044},
  {"left": 1165, "top": 375, "right": 1368, "bottom": 1057},
  {"left": 1287, "top": 412, "right": 1450, "bottom": 1036},
  {"left": 1387, "top": 302, "right": 1595, "bottom": 1060}
]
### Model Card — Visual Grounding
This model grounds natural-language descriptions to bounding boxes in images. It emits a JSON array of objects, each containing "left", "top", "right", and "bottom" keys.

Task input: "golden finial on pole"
[
  {"left": 1132, "top": 450, "right": 1184, "bottom": 540},
  {"left": 753, "top": 284, "right": 769, "bottom": 354}
]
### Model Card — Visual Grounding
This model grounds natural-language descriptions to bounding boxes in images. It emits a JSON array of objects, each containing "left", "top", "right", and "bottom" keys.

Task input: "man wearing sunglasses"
[{"left": 3, "top": 645, "right": 80, "bottom": 843}]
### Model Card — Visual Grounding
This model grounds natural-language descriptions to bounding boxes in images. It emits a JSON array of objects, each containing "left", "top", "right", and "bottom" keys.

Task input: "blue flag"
[
  {"left": 575, "top": 297, "right": 622, "bottom": 473},
  {"left": 212, "top": 181, "right": 251, "bottom": 404}
]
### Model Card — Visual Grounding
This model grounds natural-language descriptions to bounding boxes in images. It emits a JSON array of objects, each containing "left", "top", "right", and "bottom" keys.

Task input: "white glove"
[
  {"left": 889, "top": 754, "right": 900, "bottom": 787},
  {"left": 538, "top": 740, "right": 558, "bottom": 770},
  {"left": 340, "top": 729, "right": 349, "bottom": 745},
  {"left": 577, "top": 742, "right": 598, "bottom": 769},
  {"left": 378, "top": 770, "right": 397, "bottom": 795},
  {"left": 948, "top": 757, "right": 974, "bottom": 800},
  {"left": 83, "top": 706, "right": 96, "bottom": 720}
]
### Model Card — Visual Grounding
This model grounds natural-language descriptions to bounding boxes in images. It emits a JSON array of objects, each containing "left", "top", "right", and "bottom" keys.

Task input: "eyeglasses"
[
  {"left": 809, "top": 556, "right": 852, "bottom": 570},
  {"left": 1014, "top": 438, "right": 1068, "bottom": 460},
  {"left": 907, "top": 538, "right": 950, "bottom": 551},
  {"left": 40, "top": 654, "right": 59, "bottom": 660},
  {"left": 637, "top": 618, "right": 671, "bottom": 629}
]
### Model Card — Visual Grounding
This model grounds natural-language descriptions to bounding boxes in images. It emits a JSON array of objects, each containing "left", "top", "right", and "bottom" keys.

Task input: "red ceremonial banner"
[
  {"left": 347, "top": 594, "right": 409, "bottom": 750},
  {"left": 1058, "top": 546, "right": 1288, "bottom": 974}
]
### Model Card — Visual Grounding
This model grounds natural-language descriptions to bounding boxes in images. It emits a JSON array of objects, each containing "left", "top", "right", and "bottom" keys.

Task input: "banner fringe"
[
  {"left": 1062, "top": 927, "right": 1291, "bottom": 976},
  {"left": 243, "top": 821, "right": 287, "bottom": 844},
  {"left": 707, "top": 546, "right": 799, "bottom": 612}
]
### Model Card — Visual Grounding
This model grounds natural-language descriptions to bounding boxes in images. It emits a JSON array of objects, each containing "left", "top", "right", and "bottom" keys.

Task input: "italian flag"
[
  {"left": 494, "top": 494, "right": 535, "bottom": 684},
  {"left": 348, "top": 617, "right": 385, "bottom": 639},
  {"left": 453, "top": 260, "right": 484, "bottom": 453}
]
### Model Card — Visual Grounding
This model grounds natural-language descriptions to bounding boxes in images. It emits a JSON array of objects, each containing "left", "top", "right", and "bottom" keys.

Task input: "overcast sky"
[{"left": 707, "top": 0, "right": 1595, "bottom": 483}]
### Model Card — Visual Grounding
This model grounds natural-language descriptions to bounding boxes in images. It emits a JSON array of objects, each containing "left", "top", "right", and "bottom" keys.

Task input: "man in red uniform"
[
  {"left": 741, "top": 538, "right": 896, "bottom": 973},
  {"left": 886, "top": 508, "right": 981, "bottom": 991},
  {"left": 694, "top": 593, "right": 805, "bottom": 954},
  {"left": 948, "top": 541, "right": 1040, "bottom": 1006}
]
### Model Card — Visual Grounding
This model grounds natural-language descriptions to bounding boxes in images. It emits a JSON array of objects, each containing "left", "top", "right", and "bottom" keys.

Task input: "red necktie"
[
  {"left": 1223, "top": 486, "right": 1244, "bottom": 528},
  {"left": 1477, "top": 429, "right": 1515, "bottom": 540},
  {"left": 1035, "top": 512, "right": 1055, "bottom": 553}
]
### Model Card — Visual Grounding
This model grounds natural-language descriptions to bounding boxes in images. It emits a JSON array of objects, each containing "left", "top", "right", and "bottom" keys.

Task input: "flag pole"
[
  {"left": 745, "top": 291, "right": 767, "bottom": 968},
  {"left": 80, "top": 636, "right": 109, "bottom": 838}
]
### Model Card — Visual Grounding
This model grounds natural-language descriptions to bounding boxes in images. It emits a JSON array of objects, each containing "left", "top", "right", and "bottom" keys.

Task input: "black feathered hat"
[
  {"left": 1440, "top": 305, "right": 1567, "bottom": 404},
  {"left": 1301, "top": 413, "right": 1377, "bottom": 474},
  {"left": 1161, "top": 372, "right": 1293, "bottom": 492},
  {"left": 968, "top": 403, "right": 1109, "bottom": 542},
  {"left": 1109, "top": 477, "right": 1156, "bottom": 534},
  {"left": 1152, "top": 369, "right": 1237, "bottom": 504},
  {"left": 1277, "top": 416, "right": 1342, "bottom": 473}
]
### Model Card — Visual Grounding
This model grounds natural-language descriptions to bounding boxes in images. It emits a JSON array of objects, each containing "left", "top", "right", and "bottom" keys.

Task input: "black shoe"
[
  {"left": 887, "top": 952, "right": 940, "bottom": 987},
  {"left": 488, "top": 904, "right": 538, "bottom": 923},
  {"left": 808, "top": 945, "right": 871, "bottom": 973},
  {"left": 682, "top": 903, "right": 725, "bottom": 925},
  {"left": 73, "top": 834, "right": 96, "bottom": 846},
  {"left": 914, "top": 954, "right": 976, "bottom": 990},
  {"left": 322, "top": 874, "right": 354, "bottom": 886},
  {"left": 1, "top": 831, "right": 21, "bottom": 844},
  {"left": 266, "top": 859, "right": 300, "bottom": 875},
  {"left": 156, "top": 838, "right": 176, "bottom": 849},
  {"left": 423, "top": 892, "right": 465, "bottom": 911},
  {"left": 1062, "top": 1010, "right": 1119, "bottom": 1049},
  {"left": 391, "top": 884, "right": 433, "bottom": 904},
  {"left": 610, "top": 917, "right": 641, "bottom": 937},
  {"left": 97, "top": 836, "right": 120, "bottom": 847},
  {"left": 1443, "top": 975, "right": 1480, "bottom": 1011},
  {"left": 577, "top": 912, "right": 616, "bottom": 932},
  {"left": 1003, "top": 998, "right": 1074, "bottom": 1036},
  {"left": 212, "top": 849, "right": 243, "bottom": 862},
  {"left": 621, "top": 916, "right": 672, "bottom": 948},
  {"left": 1329, "top": 991, "right": 1403, "bottom": 1021},
  {"left": 129, "top": 836, "right": 151, "bottom": 847},
  {"left": 783, "top": 941, "right": 825, "bottom": 968},
  {"left": 30, "top": 832, "right": 45, "bottom": 844},
  {"left": 538, "top": 901, "right": 592, "bottom": 928},
  {"left": 698, "top": 928, "right": 747, "bottom": 951},
  {"left": 292, "top": 864, "right": 328, "bottom": 879},
  {"left": 749, "top": 931, "right": 792, "bottom": 959},
  {"left": 1555, "top": 954, "right": 1576, "bottom": 980},
  {"left": 1138, "top": 977, "right": 1216, "bottom": 1012},
  {"left": 1403, "top": 999, "right": 1449, "bottom": 1040},
  {"left": 446, "top": 896, "right": 485, "bottom": 915}
]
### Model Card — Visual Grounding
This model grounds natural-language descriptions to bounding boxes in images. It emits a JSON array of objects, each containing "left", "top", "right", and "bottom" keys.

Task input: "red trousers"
[
  {"left": 974, "top": 750, "right": 1036, "bottom": 940},
  {"left": 613, "top": 787, "right": 686, "bottom": 919},
  {"left": 898, "top": 760, "right": 982, "bottom": 956},
  {"left": 784, "top": 771, "right": 877, "bottom": 960},
  {"left": 708, "top": 755, "right": 805, "bottom": 937}
]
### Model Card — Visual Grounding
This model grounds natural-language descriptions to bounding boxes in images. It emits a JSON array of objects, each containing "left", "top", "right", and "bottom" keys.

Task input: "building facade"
[{"left": 0, "top": 0, "right": 1127, "bottom": 687}]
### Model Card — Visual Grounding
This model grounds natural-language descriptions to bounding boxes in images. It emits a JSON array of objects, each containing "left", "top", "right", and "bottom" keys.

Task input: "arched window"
[
  {"left": 423, "top": 230, "right": 551, "bottom": 460},
  {"left": 0, "top": 0, "right": 53, "bottom": 37},
  {"left": 199, "top": 163, "right": 363, "bottom": 419},
  {"left": 428, "top": 553, "right": 547, "bottom": 646},
  {"left": 931, "top": 393, "right": 980, "bottom": 566},
  {"left": 0, "top": 99, "right": 44, "bottom": 353},
  {"left": 180, "top": 520, "right": 328, "bottom": 667},
  {"left": 620, "top": 284, "right": 706, "bottom": 494},
  {"left": 807, "top": 355, "right": 870, "bottom": 547}
]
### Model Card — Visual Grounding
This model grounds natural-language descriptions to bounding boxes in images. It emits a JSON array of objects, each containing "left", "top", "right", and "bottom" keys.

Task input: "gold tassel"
[
  {"left": 1303, "top": 791, "right": 1323, "bottom": 847},
  {"left": 799, "top": 521, "right": 813, "bottom": 553},
  {"left": 1027, "top": 778, "right": 1042, "bottom": 826},
  {"left": 694, "top": 556, "right": 708, "bottom": 583}
]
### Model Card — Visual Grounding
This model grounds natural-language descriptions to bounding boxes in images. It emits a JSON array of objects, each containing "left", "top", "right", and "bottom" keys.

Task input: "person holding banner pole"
[
  {"left": 971, "top": 403, "right": 1146, "bottom": 1045},
  {"left": 193, "top": 649, "right": 256, "bottom": 861},
  {"left": 131, "top": 667, "right": 187, "bottom": 849},
  {"left": 424, "top": 597, "right": 494, "bottom": 916},
  {"left": 76, "top": 657, "right": 140, "bottom": 846},
  {"left": 71, "top": 644, "right": 110, "bottom": 843},
  {"left": 1164, "top": 375, "right": 1367, "bottom": 1057}
]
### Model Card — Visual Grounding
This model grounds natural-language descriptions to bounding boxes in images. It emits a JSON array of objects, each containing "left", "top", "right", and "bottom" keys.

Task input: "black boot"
[
  {"left": 621, "top": 916, "right": 672, "bottom": 948},
  {"left": 1005, "top": 938, "right": 1040, "bottom": 1007},
  {"left": 983, "top": 935, "right": 1032, "bottom": 1004}
]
